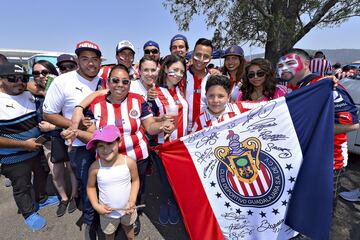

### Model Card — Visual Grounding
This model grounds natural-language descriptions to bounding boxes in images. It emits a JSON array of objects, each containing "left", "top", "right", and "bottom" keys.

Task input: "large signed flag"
[{"left": 158, "top": 79, "right": 334, "bottom": 240}]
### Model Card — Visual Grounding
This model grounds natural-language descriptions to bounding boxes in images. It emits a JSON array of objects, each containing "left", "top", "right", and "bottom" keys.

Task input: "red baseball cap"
[{"left": 75, "top": 40, "right": 102, "bottom": 57}]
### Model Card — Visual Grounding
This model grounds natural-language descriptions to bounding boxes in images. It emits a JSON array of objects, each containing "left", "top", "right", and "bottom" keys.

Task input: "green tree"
[{"left": 163, "top": 0, "right": 360, "bottom": 64}]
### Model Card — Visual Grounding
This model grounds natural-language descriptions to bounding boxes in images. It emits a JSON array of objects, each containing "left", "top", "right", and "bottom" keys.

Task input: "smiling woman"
[{"left": 238, "top": 58, "right": 287, "bottom": 102}]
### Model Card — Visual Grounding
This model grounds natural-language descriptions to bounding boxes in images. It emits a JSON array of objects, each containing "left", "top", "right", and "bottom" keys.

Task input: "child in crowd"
[
  {"left": 192, "top": 75, "right": 248, "bottom": 132},
  {"left": 86, "top": 125, "right": 139, "bottom": 240}
]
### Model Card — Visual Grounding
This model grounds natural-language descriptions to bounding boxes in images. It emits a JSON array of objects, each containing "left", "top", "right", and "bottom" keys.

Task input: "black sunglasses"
[
  {"left": 59, "top": 63, "right": 77, "bottom": 72},
  {"left": 144, "top": 49, "right": 159, "bottom": 55},
  {"left": 33, "top": 70, "right": 49, "bottom": 77},
  {"left": 247, "top": 70, "right": 266, "bottom": 79},
  {"left": 3, "top": 75, "right": 29, "bottom": 83},
  {"left": 109, "top": 77, "right": 130, "bottom": 85}
]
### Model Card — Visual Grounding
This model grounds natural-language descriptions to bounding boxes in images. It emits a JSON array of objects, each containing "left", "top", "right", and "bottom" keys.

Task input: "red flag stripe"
[{"left": 158, "top": 141, "right": 224, "bottom": 240}]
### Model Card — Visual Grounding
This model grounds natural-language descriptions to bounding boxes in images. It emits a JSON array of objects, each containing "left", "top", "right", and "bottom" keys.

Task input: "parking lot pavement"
[
  {"left": 1, "top": 154, "right": 359, "bottom": 240},
  {"left": 0, "top": 165, "right": 187, "bottom": 240}
]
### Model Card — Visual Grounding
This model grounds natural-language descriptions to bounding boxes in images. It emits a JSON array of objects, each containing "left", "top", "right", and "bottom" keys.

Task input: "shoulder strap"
[{"left": 98, "top": 159, "right": 102, "bottom": 168}]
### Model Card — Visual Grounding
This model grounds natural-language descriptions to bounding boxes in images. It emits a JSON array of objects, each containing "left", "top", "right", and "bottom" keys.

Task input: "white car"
[{"left": 340, "top": 78, "right": 360, "bottom": 154}]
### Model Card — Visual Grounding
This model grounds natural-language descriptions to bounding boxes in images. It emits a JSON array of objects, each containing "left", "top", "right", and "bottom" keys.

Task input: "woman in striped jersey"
[
  {"left": 148, "top": 54, "right": 188, "bottom": 225},
  {"left": 65, "top": 63, "right": 174, "bottom": 235},
  {"left": 192, "top": 75, "right": 247, "bottom": 132}
]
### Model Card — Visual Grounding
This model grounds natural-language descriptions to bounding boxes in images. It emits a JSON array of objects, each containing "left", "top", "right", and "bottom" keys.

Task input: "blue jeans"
[{"left": 68, "top": 146, "right": 95, "bottom": 225}]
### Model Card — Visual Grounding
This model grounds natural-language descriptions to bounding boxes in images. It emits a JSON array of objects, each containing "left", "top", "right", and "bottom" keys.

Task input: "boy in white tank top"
[{"left": 86, "top": 125, "right": 139, "bottom": 240}]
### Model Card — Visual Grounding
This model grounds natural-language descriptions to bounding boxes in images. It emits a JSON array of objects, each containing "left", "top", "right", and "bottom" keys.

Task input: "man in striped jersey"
[
  {"left": 309, "top": 51, "right": 332, "bottom": 77},
  {"left": 186, "top": 38, "right": 213, "bottom": 131},
  {"left": 0, "top": 63, "right": 48, "bottom": 231}
]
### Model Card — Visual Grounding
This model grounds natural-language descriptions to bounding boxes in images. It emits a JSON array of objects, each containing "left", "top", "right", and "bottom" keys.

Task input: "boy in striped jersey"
[{"left": 192, "top": 75, "right": 247, "bottom": 132}]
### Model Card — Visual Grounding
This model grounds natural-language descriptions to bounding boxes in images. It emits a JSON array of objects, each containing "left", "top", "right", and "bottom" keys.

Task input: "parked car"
[{"left": 340, "top": 78, "right": 360, "bottom": 154}]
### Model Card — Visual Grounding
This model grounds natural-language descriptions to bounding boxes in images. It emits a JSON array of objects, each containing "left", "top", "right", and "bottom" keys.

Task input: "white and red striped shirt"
[
  {"left": 309, "top": 58, "right": 332, "bottom": 77},
  {"left": 185, "top": 69, "right": 210, "bottom": 131},
  {"left": 191, "top": 103, "right": 247, "bottom": 133},
  {"left": 90, "top": 93, "right": 153, "bottom": 161},
  {"left": 151, "top": 86, "right": 188, "bottom": 143},
  {"left": 98, "top": 65, "right": 114, "bottom": 89}
]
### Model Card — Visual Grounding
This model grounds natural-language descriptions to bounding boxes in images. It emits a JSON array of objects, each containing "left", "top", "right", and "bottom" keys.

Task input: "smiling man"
[
  {"left": 186, "top": 38, "right": 213, "bottom": 131},
  {"left": 0, "top": 63, "right": 49, "bottom": 232},
  {"left": 43, "top": 40, "right": 103, "bottom": 240}
]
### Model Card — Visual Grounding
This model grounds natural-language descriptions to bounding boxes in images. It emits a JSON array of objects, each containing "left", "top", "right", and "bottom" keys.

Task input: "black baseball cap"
[{"left": 0, "top": 63, "right": 30, "bottom": 76}]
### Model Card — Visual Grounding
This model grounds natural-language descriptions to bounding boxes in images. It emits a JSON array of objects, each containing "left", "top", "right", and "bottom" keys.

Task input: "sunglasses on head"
[
  {"left": 33, "top": 70, "right": 49, "bottom": 77},
  {"left": 3, "top": 75, "right": 29, "bottom": 83},
  {"left": 247, "top": 70, "right": 266, "bottom": 79},
  {"left": 144, "top": 49, "right": 159, "bottom": 55},
  {"left": 59, "top": 63, "right": 77, "bottom": 72},
  {"left": 109, "top": 77, "right": 130, "bottom": 85}
]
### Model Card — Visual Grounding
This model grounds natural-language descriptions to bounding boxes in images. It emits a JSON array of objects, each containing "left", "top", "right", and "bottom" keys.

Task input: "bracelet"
[{"left": 74, "top": 105, "right": 84, "bottom": 110}]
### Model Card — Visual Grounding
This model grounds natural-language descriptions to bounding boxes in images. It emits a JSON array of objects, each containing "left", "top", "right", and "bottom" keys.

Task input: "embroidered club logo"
[
  {"left": 215, "top": 130, "right": 284, "bottom": 207},
  {"left": 129, "top": 108, "right": 140, "bottom": 119}
]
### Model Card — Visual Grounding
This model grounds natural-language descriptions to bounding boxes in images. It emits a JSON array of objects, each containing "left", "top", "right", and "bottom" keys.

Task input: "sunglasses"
[
  {"left": 59, "top": 63, "right": 77, "bottom": 72},
  {"left": 33, "top": 70, "right": 49, "bottom": 77},
  {"left": 109, "top": 77, "right": 130, "bottom": 85},
  {"left": 144, "top": 49, "right": 159, "bottom": 55},
  {"left": 247, "top": 70, "right": 266, "bottom": 79},
  {"left": 3, "top": 75, "right": 29, "bottom": 83}
]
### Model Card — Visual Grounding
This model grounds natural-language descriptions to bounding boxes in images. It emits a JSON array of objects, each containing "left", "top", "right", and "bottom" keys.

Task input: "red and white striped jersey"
[
  {"left": 185, "top": 69, "right": 210, "bottom": 131},
  {"left": 336, "top": 70, "right": 356, "bottom": 80},
  {"left": 191, "top": 103, "right": 247, "bottom": 133},
  {"left": 89, "top": 93, "right": 153, "bottom": 161},
  {"left": 98, "top": 65, "right": 114, "bottom": 89},
  {"left": 309, "top": 58, "right": 332, "bottom": 77},
  {"left": 151, "top": 86, "right": 189, "bottom": 143}
]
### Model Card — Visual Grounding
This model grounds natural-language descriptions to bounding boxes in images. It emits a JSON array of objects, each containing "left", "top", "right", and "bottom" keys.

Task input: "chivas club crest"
[
  {"left": 215, "top": 130, "right": 284, "bottom": 207},
  {"left": 129, "top": 108, "right": 140, "bottom": 119}
]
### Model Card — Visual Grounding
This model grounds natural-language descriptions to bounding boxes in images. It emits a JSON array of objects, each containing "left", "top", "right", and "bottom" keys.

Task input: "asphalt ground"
[{"left": 1, "top": 154, "right": 359, "bottom": 240}]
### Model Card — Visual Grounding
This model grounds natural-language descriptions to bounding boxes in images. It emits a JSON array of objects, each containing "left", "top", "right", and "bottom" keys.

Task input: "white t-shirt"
[
  {"left": 0, "top": 91, "right": 36, "bottom": 120},
  {"left": 43, "top": 71, "right": 101, "bottom": 146},
  {"left": 129, "top": 79, "right": 148, "bottom": 100}
]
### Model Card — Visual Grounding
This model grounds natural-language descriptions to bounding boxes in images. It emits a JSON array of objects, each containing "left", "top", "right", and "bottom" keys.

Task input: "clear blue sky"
[{"left": 1, "top": 0, "right": 359, "bottom": 63}]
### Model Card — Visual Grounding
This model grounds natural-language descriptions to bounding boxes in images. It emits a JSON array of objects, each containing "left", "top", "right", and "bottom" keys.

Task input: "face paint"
[
  {"left": 277, "top": 54, "right": 304, "bottom": 81},
  {"left": 167, "top": 70, "right": 183, "bottom": 78}
]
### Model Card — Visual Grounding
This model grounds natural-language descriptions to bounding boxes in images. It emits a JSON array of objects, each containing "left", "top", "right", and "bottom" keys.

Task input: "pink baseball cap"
[{"left": 86, "top": 125, "right": 120, "bottom": 150}]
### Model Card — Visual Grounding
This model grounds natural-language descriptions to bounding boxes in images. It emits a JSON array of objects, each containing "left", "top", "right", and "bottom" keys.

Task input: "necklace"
[{"left": 252, "top": 90, "right": 263, "bottom": 101}]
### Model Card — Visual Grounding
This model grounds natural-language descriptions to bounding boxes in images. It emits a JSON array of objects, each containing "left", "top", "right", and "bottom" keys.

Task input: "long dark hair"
[
  {"left": 157, "top": 54, "right": 187, "bottom": 89},
  {"left": 223, "top": 55, "right": 245, "bottom": 85},
  {"left": 32, "top": 60, "right": 59, "bottom": 76},
  {"left": 240, "top": 58, "right": 276, "bottom": 101}
]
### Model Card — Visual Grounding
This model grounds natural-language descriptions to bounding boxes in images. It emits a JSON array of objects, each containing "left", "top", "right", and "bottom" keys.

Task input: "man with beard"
[
  {"left": 43, "top": 41, "right": 103, "bottom": 239},
  {"left": 0, "top": 63, "right": 48, "bottom": 231},
  {"left": 277, "top": 48, "right": 359, "bottom": 206}
]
